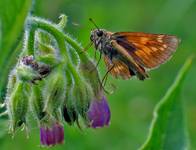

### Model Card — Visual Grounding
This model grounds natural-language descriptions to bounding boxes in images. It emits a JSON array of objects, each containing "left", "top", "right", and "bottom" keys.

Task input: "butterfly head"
[
  {"left": 90, "top": 29, "right": 109, "bottom": 50},
  {"left": 90, "top": 29, "right": 105, "bottom": 41}
]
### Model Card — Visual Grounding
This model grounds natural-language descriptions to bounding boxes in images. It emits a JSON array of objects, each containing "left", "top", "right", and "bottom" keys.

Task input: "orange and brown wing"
[
  {"left": 104, "top": 55, "right": 132, "bottom": 80},
  {"left": 112, "top": 32, "right": 180, "bottom": 69}
]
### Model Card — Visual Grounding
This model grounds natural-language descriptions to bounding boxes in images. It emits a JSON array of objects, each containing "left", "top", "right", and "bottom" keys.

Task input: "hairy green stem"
[
  {"left": 28, "top": 16, "right": 81, "bottom": 83},
  {"left": 28, "top": 16, "right": 95, "bottom": 67},
  {"left": 26, "top": 27, "right": 36, "bottom": 55}
]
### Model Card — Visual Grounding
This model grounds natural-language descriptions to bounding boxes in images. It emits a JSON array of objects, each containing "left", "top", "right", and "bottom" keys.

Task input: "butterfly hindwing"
[
  {"left": 104, "top": 55, "right": 132, "bottom": 80},
  {"left": 110, "top": 40, "right": 149, "bottom": 80}
]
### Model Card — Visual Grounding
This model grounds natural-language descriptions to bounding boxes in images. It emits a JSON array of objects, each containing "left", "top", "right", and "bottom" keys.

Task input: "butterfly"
[{"left": 89, "top": 19, "right": 180, "bottom": 80}]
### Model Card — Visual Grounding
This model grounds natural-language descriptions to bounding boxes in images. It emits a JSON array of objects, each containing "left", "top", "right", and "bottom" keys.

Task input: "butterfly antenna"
[{"left": 89, "top": 18, "right": 100, "bottom": 30}]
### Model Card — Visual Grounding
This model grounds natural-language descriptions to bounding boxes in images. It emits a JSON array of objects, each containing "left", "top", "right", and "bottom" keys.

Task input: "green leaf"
[
  {"left": 0, "top": 0, "right": 32, "bottom": 101},
  {"left": 140, "top": 57, "right": 193, "bottom": 150}
]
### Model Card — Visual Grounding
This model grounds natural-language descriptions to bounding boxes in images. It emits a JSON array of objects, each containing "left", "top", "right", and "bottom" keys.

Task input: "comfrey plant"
[{"left": 0, "top": 15, "right": 111, "bottom": 147}]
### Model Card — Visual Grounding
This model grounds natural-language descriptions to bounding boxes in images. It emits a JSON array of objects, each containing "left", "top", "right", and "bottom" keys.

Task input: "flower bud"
[
  {"left": 35, "top": 31, "right": 60, "bottom": 67},
  {"left": 37, "top": 30, "right": 53, "bottom": 45},
  {"left": 16, "top": 61, "right": 40, "bottom": 82},
  {"left": 63, "top": 69, "right": 78, "bottom": 125},
  {"left": 6, "top": 70, "right": 17, "bottom": 97},
  {"left": 43, "top": 66, "right": 66, "bottom": 115},
  {"left": 36, "top": 63, "right": 51, "bottom": 78},
  {"left": 22, "top": 55, "right": 51, "bottom": 79},
  {"left": 6, "top": 82, "right": 29, "bottom": 132},
  {"left": 71, "top": 79, "right": 94, "bottom": 120},
  {"left": 30, "top": 84, "right": 46, "bottom": 121},
  {"left": 63, "top": 106, "right": 77, "bottom": 125},
  {"left": 36, "top": 54, "right": 59, "bottom": 67}
]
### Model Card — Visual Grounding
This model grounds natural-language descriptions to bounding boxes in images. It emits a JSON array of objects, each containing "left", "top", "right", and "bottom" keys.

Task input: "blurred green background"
[{"left": 1, "top": 0, "right": 196, "bottom": 149}]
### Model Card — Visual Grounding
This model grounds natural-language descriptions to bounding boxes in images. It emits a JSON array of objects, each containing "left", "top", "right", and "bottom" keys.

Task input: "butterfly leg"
[
  {"left": 90, "top": 52, "right": 102, "bottom": 72},
  {"left": 103, "top": 72, "right": 109, "bottom": 87},
  {"left": 95, "top": 52, "right": 102, "bottom": 68},
  {"left": 101, "top": 64, "right": 115, "bottom": 87}
]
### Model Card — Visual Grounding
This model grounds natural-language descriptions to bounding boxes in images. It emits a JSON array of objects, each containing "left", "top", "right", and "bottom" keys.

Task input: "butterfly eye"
[{"left": 97, "top": 30, "right": 103, "bottom": 37}]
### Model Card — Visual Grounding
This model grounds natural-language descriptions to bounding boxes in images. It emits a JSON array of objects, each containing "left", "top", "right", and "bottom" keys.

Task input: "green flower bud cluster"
[{"left": 2, "top": 14, "right": 106, "bottom": 141}]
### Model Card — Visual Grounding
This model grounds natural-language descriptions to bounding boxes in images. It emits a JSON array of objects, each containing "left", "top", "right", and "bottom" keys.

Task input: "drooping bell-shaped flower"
[
  {"left": 87, "top": 94, "right": 111, "bottom": 128},
  {"left": 40, "top": 122, "right": 64, "bottom": 147}
]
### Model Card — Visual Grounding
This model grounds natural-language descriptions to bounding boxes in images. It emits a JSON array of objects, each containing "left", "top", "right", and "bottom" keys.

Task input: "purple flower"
[
  {"left": 87, "top": 95, "right": 111, "bottom": 128},
  {"left": 40, "top": 123, "right": 64, "bottom": 146}
]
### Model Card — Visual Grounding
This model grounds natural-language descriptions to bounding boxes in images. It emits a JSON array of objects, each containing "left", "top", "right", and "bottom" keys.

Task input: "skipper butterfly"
[{"left": 89, "top": 19, "right": 180, "bottom": 80}]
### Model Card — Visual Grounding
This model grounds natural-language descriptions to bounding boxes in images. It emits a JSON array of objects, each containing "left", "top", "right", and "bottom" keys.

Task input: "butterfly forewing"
[{"left": 112, "top": 32, "right": 180, "bottom": 69}]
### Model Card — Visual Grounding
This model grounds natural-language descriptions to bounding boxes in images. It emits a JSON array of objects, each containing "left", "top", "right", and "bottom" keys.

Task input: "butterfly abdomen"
[
  {"left": 135, "top": 66, "right": 149, "bottom": 80},
  {"left": 128, "top": 63, "right": 149, "bottom": 80}
]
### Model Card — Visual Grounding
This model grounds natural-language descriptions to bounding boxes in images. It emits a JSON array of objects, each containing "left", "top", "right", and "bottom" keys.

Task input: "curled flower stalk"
[{"left": 0, "top": 14, "right": 112, "bottom": 146}]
